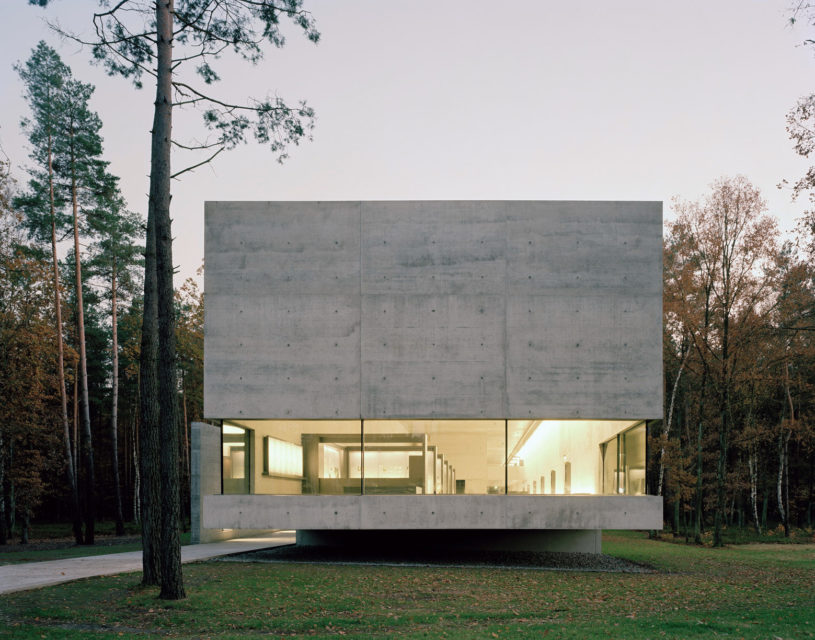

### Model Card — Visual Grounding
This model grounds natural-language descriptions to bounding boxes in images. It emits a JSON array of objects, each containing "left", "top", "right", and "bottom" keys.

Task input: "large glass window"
[
  {"left": 226, "top": 420, "right": 361, "bottom": 495},
  {"left": 601, "top": 434, "right": 619, "bottom": 495},
  {"left": 600, "top": 422, "right": 647, "bottom": 495},
  {"left": 363, "top": 420, "right": 505, "bottom": 495},
  {"left": 507, "top": 420, "right": 645, "bottom": 495},
  {"left": 222, "top": 424, "right": 251, "bottom": 494},
  {"left": 222, "top": 419, "right": 647, "bottom": 496}
]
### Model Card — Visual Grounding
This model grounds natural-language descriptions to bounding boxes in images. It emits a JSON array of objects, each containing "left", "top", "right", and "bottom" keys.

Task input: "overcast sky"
[{"left": 2, "top": 1, "right": 814, "bottom": 284}]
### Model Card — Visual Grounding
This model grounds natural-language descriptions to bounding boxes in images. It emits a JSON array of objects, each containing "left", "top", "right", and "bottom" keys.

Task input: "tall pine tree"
[
  {"left": 17, "top": 42, "right": 128, "bottom": 545},
  {"left": 39, "top": 0, "right": 320, "bottom": 597},
  {"left": 87, "top": 172, "right": 144, "bottom": 537},
  {"left": 14, "top": 42, "right": 82, "bottom": 544}
]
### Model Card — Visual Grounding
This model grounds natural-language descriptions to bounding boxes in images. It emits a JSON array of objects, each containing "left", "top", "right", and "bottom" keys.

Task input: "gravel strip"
[{"left": 220, "top": 544, "right": 656, "bottom": 573}]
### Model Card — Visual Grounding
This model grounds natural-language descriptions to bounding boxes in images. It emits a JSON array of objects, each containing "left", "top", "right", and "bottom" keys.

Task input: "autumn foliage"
[{"left": 658, "top": 176, "right": 815, "bottom": 541}]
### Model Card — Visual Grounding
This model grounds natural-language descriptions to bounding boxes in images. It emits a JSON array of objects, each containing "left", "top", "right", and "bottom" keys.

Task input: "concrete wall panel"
[
  {"left": 506, "top": 294, "right": 662, "bottom": 418},
  {"left": 205, "top": 293, "right": 360, "bottom": 418},
  {"left": 361, "top": 293, "right": 505, "bottom": 418},
  {"left": 504, "top": 201, "right": 662, "bottom": 418},
  {"left": 204, "top": 201, "right": 361, "bottom": 419},
  {"left": 204, "top": 201, "right": 663, "bottom": 420},
  {"left": 205, "top": 201, "right": 360, "bottom": 295},
  {"left": 505, "top": 201, "right": 661, "bottom": 296},
  {"left": 361, "top": 201, "right": 505, "bottom": 296}
]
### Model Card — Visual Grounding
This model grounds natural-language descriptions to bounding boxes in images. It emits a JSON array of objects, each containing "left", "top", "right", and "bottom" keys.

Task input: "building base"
[
  {"left": 192, "top": 422, "right": 276, "bottom": 543},
  {"left": 295, "top": 528, "right": 602, "bottom": 554}
]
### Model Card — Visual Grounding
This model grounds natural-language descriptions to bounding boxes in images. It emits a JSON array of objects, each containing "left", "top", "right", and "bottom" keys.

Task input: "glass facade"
[
  {"left": 362, "top": 420, "right": 505, "bottom": 495},
  {"left": 600, "top": 422, "right": 647, "bottom": 495},
  {"left": 222, "top": 419, "right": 648, "bottom": 496},
  {"left": 231, "top": 420, "right": 360, "bottom": 495},
  {"left": 507, "top": 420, "right": 647, "bottom": 495},
  {"left": 222, "top": 424, "right": 251, "bottom": 494}
]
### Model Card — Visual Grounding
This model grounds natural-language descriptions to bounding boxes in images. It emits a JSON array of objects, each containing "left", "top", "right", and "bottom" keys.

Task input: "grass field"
[
  {"left": 0, "top": 524, "right": 190, "bottom": 566},
  {"left": 15, "top": 521, "right": 144, "bottom": 540},
  {"left": 0, "top": 541, "right": 143, "bottom": 565},
  {"left": 1, "top": 531, "right": 813, "bottom": 639}
]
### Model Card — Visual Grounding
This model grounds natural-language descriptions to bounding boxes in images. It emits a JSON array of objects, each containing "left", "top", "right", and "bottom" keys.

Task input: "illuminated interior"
[
  {"left": 222, "top": 424, "right": 251, "bottom": 494},
  {"left": 222, "top": 419, "right": 647, "bottom": 496}
]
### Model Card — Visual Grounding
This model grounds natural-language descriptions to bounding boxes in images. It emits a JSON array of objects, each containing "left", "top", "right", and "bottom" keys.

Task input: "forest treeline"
[
  {"left": 8, "top": 0, "right": 318, "bottom": 601},
  {"left": 0, "top": 156, "right": 204, "bottom": 544},
  {"left": 2, "top": 33, "right": 815, "bottom": 550},
  {"left": 656, "top": 177, "right": 815, "bottom": 545},
  {"left": 0, "top": 43, "right": 203, "bottom": 545}
]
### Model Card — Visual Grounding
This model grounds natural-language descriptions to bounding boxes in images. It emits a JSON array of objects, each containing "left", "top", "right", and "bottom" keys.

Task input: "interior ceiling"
[{"left": 227, "top": 419, "right": 641, "bottom": 434}]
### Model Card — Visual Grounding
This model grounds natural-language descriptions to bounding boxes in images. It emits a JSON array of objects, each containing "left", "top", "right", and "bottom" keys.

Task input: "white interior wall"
[{"left": 513, "top": 420, "right": 638, "bottom": 494}]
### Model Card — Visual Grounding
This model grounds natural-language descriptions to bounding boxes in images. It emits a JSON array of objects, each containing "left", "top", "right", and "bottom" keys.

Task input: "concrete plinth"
[{"left": 203, "top": 494, "right": 662, "bottom": 533}]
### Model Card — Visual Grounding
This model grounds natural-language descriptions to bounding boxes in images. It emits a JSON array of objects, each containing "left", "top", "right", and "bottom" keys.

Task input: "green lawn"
[
  {"left": 0, "top": 542, "right": 143, "bottom": 565},
  {"left": 0, "top": 531, "right": 190, "bottom": 566},
  {"left": 14, "top": 521, "right": 144, "bottom": 540},
  {"left": 1, "top": 531, "right": 813, "bottom": 639}
]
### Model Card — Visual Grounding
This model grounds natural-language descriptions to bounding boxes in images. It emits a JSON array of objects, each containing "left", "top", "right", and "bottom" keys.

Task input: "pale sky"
[{"left": 1, "top": 0, "right": 814, "bottom": 284}]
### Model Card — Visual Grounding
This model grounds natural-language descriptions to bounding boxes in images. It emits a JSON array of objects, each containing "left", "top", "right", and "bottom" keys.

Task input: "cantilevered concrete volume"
[{"left": 193, "top": 201, "right": 664, "bottom": 553}]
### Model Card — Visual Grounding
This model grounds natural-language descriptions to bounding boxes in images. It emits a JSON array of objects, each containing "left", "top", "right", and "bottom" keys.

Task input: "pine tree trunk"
[
  {"left": 673, "top": 496, "right": 680, "bottom": 534},
  {"left": 111, "top": 260, "right": 125, "bottom": 536},
  {"left": 139, "top": 202, "right": 161, "bottom": 585},
  {"left": 48, "top": 132, "right": 83, "bottom": 545},
  {"left": 132, "top": 419, "right": 140, "bottom": 524},
  {"left": 123, "top": 416, "right": 130, "bottom": 512},
  {"left": 71, "top": 132, "right": 95, "bottom": 546},
  {"left": 183, "top": 377, "right": 189, "bottom": 483},
  {"left": 73, "top": 356, "right": 79, "bottom": 466},
  {"left": 5, "top": 440, "right": 14, "bottom": 538},
  {"left": 182, "top": 374, "right": 190, "bottom": 529},
  {"left": 154, "top": 0, "right": 185, "bottom": 600}
]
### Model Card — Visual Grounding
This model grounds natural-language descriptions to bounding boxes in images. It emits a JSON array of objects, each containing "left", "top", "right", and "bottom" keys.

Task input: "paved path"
[{"left": 0, "top": 531, "right": 294, "bottom": 595}]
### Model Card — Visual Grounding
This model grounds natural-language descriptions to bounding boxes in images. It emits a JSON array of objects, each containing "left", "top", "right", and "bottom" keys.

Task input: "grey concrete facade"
[
  {"left": 202, "top": 495, "right": 663, "bottom": 531},
  {"left": 204, "top": 201, "right": 663, "bottom": 421},
  {"left": 190, "top": 421, "right": 218, "bottom": 543}
]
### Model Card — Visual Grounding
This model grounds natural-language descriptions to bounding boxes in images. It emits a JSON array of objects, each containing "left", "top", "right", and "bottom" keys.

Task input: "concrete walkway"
[{"left": 0, "top": 531, "right": 294, "bottom": 595}]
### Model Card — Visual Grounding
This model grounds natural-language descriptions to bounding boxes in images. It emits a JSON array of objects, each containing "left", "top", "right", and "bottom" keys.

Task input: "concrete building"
[{"left": 193, "top": 200, "right": 663, "bottom": 553}]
